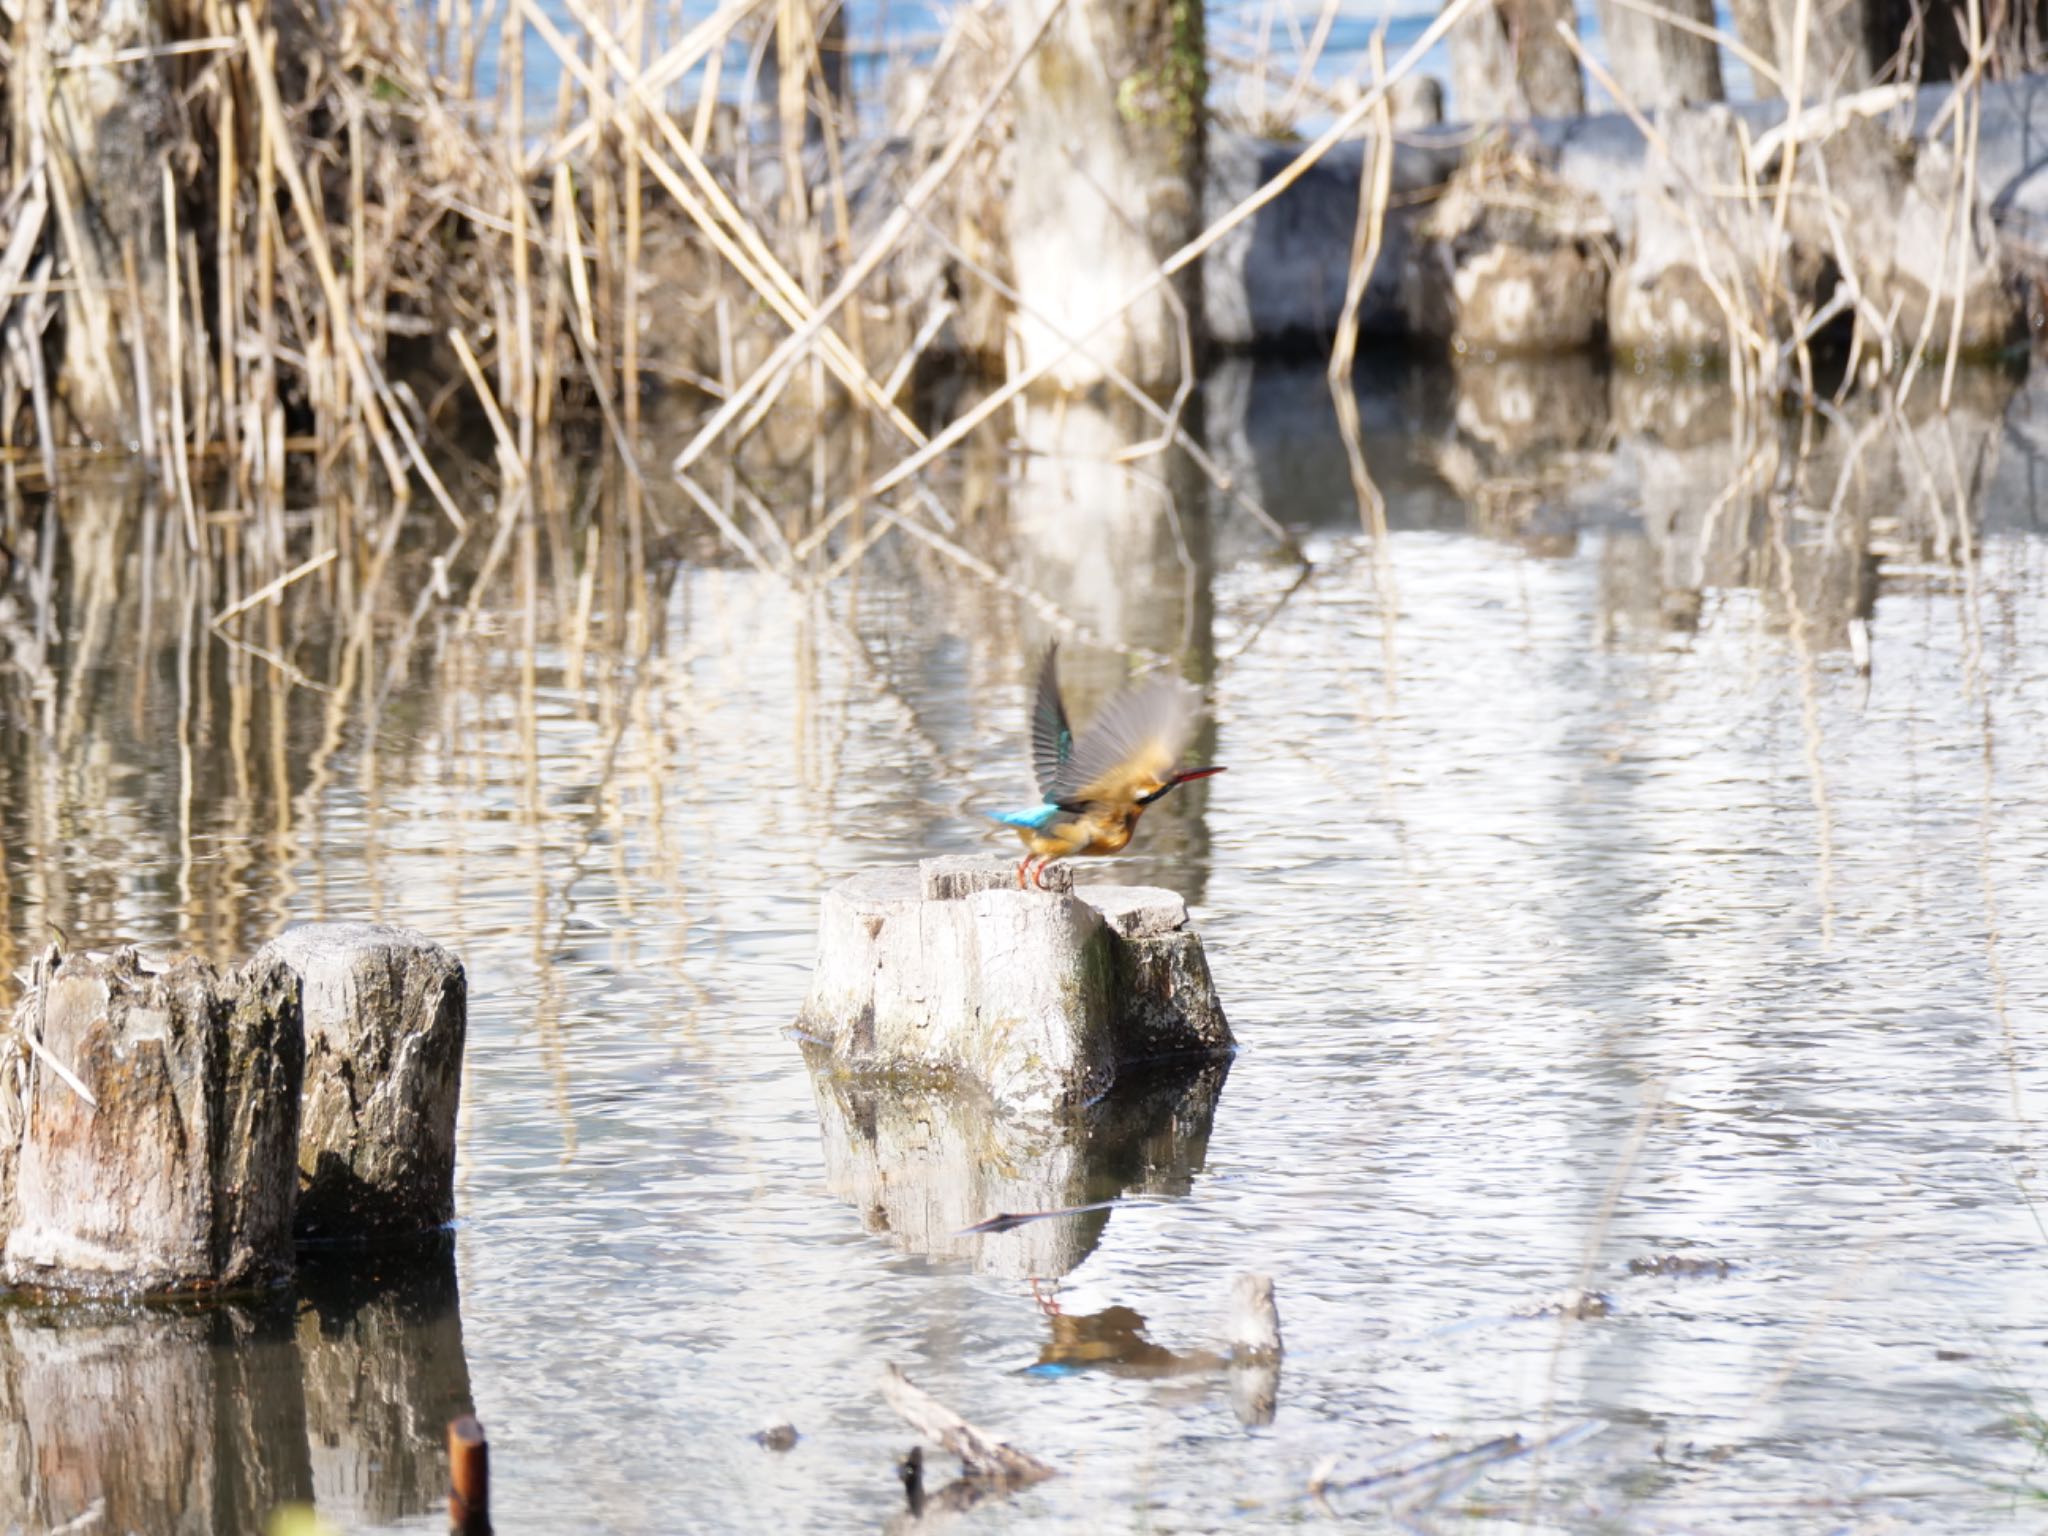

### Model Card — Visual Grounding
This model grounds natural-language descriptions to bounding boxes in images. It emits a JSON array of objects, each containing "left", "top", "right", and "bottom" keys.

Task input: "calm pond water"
[{"left": 0, "top": 356, "right": 2045, "bottom": 1533}]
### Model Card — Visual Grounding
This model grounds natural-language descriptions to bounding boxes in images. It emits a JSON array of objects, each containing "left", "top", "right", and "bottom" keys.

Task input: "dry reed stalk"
[
  {"left": 119, "top": 238, "right": 159, "bottom": 469},
  {"left": 211, "top": 548, "right": 339, "bottom": 625},
  {"left": 775, "top": 0, "right": 814, "bottom": 226},
  {"left": 752, "top": 0, "right": 1489, "bottom": 535},
  {"left": 1937, "top": 0, "right": 1987, "bottom": 409},
  {"left": 591, "top": 132, "right": 618, "bottom": 392},
  {"left": 254, "top": 22, "right": 279, "bottom": 506},
  {"left": 236, "top": 3, "right": 470, "bottom": 530},
  {"left": 536, "top": 171, "right": 570, "bottom": 435},
  {"left": 690, "top": 44, "right": 724, "bottom": 153},
  {"left": 0, "top": 180, "right": 50, "bottom": 344},
  {"left": 529, "top": 0, "right": 922, "bottom": 445},
  {"left": 506, "top": 0, "right": 537, "bottom": 461},
  {"left": 1327, "top": 23, "right": 1396, "bottom": 695},
  {"left": 1765, "top": 0, "right": 1815, "bottom": 296},
  {"left": 7, "top": 258, "right": 59, "bottom": 491},
  {"left": 1275, "top": 0, "right": 1345, "bottom": 128},
  {"left": 183, "top": 234, "right": 211, "bottom": 453},
  {"left": 546, "top": 0, "right": 762, "bottom": 165},
  {"left": 672, "top": 470, "right": 776, "bottom": 576},
  {"left": 557, "top": 163, "right": 600, "bottom": 351},
  {"left": 162, "top": 164, "right": 202, "bottom": 554},
  {"left": 1327, "top": 28, "right": 1393, "bottom": 387},
  {"left": 451, "top": 327, "right": 530, "bottom": 481},
  {"left": 1604, "top": 0, "right": 1783, "bottom": 89},
  {"left": 41, "top": 142, "right": 123, "bottom": 424},
  {"left": 669, "top": 0, "right": 1085, "bottom": 475},
  {"left": 622, "top": 0, "right": 644, "bottom": 447}
]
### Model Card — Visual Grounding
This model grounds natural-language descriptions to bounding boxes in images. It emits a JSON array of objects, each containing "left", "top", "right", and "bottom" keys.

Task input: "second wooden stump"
[{"left": 259, "top": 923, "right": 467, "bottom": 1242}]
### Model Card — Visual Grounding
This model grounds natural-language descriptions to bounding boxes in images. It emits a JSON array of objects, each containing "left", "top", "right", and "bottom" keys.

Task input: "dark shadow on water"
[
  {"left": 809, "top": 1052, "right": 1231, "bottom": 1280},
  {"left": 0, "top": 1237, "right": 472, "bottom": 1533}
]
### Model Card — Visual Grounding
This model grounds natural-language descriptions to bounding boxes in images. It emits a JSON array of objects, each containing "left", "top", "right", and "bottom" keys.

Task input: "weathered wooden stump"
[
  {"left": 797, "top": 856, "right": 1230, "bottom": 1116},
  {"left": 258, "top": 923, "right": 466, "bottom": 1241},
  {"left": 0, "top": 948, "right": 303, "bottom": 1295},
  {"left": 1005, "top": 0, "right": 1207, "bottom": 393}
]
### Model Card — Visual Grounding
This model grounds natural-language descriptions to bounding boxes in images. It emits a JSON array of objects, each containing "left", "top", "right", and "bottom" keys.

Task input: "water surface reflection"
[{"left": 0, "top": 357, "right": 2042, "bottom": 1532}]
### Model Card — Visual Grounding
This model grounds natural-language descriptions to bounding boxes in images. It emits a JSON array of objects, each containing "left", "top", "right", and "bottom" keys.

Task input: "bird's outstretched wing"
[
  {"left": 1031, "top": 645, "right": 1073, "bottom": 801},
  {"left": 1050, "top": 670, "right": 1199, "bottom": 806}
]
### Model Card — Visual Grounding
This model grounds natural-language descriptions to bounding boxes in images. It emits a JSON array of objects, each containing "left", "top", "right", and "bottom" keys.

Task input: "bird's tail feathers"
[{"left": 988, "top": 804, "right": 1062, "bottom": 830}]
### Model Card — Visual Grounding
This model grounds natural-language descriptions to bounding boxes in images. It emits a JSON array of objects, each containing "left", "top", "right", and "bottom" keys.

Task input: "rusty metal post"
[{"left": 447, "top": 1415, "right": 490, "bottom": 1535}]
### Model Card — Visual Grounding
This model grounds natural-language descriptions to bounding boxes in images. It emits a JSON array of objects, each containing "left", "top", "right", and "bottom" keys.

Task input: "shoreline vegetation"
[
  {"left": 0, "top": 0, "right": 2036, "bottom": 909},
  {"left": 0, "top": 0, "right": 2038, "bottom": 509}
]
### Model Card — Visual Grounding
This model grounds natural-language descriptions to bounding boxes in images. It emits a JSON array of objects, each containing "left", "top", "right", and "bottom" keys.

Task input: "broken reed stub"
[
  {"left": 1, "top": 947, "right": 304, "bottom": 1296},
  {"left": 798, "top": 857, "right": 1231, "bottom": 1115},
  {"left": 258, "top": 923, "right": 467, "bottom": 1241}
]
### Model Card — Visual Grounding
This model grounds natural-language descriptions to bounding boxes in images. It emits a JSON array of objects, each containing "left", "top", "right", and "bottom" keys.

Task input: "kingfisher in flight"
[{"left": 990, "top": 645, "right": 1226, "bottom": 889}]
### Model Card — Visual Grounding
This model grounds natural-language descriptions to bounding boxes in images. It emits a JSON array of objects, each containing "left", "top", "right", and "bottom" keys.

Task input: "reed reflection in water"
[{"left": 0, "top": 357, "right": 2042, "bottom": 1530}]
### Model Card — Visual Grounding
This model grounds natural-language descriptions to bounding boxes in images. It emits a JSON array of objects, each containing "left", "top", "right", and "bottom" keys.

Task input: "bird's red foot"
[
  {"left": 1016, "top": 857, "right": 1031, "bottom": 889},
  {"left": 1032, "top": 860, "right": 1053, "bottom": 891},
  {"left": 1030, "top": 1276, "right": 1062, "bottom": 1316}
]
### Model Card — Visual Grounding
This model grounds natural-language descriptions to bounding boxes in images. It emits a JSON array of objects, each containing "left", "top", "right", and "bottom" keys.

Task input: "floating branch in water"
[{"left": 878, "top": 1364, "right": 1057, "bottom": 1483}]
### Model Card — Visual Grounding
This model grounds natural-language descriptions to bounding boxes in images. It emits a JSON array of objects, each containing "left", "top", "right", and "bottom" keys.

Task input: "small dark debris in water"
[
  {"left": 1628, "top": 1253, "right": 1735, "bottom": 1279},
  {"left": 957, "top": 1199, "right": 1119, "bottom": 1235},
  {"left": 1935, "top": 1348, "right": 1973, "bottom": 1361},
  {"left": 754, "top": 1423, "right": 799, "bottom": 1451},
  {"left": 1518, "top": 1291, "right": 1612, "bottom": 1320}
]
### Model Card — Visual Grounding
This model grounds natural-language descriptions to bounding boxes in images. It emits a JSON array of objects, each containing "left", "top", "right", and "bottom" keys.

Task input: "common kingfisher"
[{"left": 990, "top": 645, "right": 1225, "bottom": 889}]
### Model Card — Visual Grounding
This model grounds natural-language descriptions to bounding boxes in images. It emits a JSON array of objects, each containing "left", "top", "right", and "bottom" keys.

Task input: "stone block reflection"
[
  {"left": 810, "top": 1053, "right": 1229, "bottom": 1279},
  {"left": 1205, "top": 354, "right": 2021, "bottom": 657},
  {"left": 0, "top": 1239, "right": 472, "bottom": 1533}
]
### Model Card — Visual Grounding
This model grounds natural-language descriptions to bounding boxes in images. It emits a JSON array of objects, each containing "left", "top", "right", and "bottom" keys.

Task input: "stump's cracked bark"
[
  {"left": 259, "top": 923, "right": 467, "bottom": 1241},
  {"left": 2, "top": 948, "right": 303, "bottom": 1295}
]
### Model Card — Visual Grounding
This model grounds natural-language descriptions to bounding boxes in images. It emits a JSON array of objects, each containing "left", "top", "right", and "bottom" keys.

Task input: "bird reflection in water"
[{"left": 1029, "top": 1304, "right": 1226, "bottom": 1380}]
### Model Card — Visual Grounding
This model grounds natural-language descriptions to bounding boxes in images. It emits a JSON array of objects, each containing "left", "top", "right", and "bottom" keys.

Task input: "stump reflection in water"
[
  {"left": 0, "top": 1240, "right": 473, "bottom": 1533},
  {"left": 809, "top": 1054, "right": 1229, "bottom": 1280}
]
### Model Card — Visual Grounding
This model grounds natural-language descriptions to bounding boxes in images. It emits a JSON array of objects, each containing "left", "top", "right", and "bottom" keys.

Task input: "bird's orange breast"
[{"left": 1009, "top": 805, "right": 1140, "bottom": 860}]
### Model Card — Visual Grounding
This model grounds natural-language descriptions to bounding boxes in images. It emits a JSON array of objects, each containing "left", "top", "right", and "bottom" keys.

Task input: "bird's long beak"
[{"left": 1136, "top": 766, "right": 1227, "bottom": 807}]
